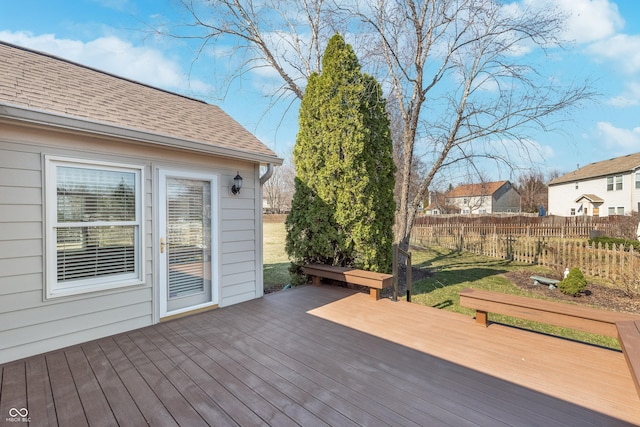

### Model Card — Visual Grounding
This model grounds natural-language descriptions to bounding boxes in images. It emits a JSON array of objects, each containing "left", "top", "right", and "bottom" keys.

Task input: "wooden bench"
[
  {"left": 616, "top": 320, "right": 640, "bottom": 398},
  {"left": 302, "top": 264, "right": 393, "bottom": 300},
  {"left": 459, "top": 288, "right": 640, "bottom": 338},
  {"left": 460, "top": 288, "right": 640, "bottom": 399},
  {"left": 530, "top": 275, "right": 560, "bottom": 287}
]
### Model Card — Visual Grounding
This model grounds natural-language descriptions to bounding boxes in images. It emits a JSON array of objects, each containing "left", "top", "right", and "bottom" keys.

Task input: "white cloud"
[
  {"left": 540, "top": 0, "right": 624, "bottom": 44},
  {"left": 607, "top": 81, "right": 640, "bottom": 107},
  {"left": 596, "top": 121, "right": 640, "bottom": 150},
  {"left": 587, "top": 33, "right": 640, "bottom": 74},
  {"left": 0, "top": 30, "right": 212, "bottom": 96}
]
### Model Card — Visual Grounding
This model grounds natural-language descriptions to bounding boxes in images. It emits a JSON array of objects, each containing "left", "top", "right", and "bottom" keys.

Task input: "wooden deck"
[{"left": 1, "top": 285, "right": 639, "bottom": 426}]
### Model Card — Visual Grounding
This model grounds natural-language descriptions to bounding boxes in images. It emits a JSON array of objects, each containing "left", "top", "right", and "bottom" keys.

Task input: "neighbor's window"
[
  {"left": 570, "top": 208, "right": 576, "bottom": 215},
  {"left": 607, "top": 175, "right": 623, "bottom": 191},
  {"left": 636, "top": 172, "right": 640, "bottom": 189},
  {"left": 616, "top": 175, "right": 623, "bottom": 190},
  {"left": 46, "top": 157, "right": 143, "bottom": 297},
  {"left": 617, "top": 206, "right": 625, "bottom": 215},
  {"left": 608, "top": 207, "right": 616, "bottom": 216}
]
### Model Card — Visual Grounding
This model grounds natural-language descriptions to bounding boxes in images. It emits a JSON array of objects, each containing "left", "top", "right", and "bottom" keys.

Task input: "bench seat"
[
  {"left": 459, "top": 288, "right": 640, "bottom": 400},
  {"left": 302, "top": 264, "right": 393, "bottom": 300},
  {"left": 530, "top": 275, "right": 560, "bottom": 286},
  {"left": 616, "top": 320, "right": 640, "bottom": 398},
  {"left": 459, "top": 288, "right": 640, "bottom": 338}
]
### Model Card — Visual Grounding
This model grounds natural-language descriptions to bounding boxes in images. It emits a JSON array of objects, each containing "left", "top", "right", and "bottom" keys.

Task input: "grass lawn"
[
  {"left": 408, "top": 246, "right": 619, "bottom": 349},
  {"left": 263, "top": 222, "right": 291, "bottom": 292},
  {"left": 263, "top": 221, "right": 619, "bottom": 348}
]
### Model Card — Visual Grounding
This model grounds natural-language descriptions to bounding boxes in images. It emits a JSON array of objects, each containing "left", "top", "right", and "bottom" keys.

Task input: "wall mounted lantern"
[{"left": 231, "top": 172, "right": 243, "bottom": 195}]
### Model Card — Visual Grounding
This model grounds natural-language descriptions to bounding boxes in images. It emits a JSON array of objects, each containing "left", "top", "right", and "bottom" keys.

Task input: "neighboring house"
[
  {"left": 0, "top": 42, "right": 282, "bottom": 364},
  {"left": 445, "top": 181, "right": 521, "bottom": 214},
  {"left": 423, "top": 191, "right": 455, "bottom": 215},
  {"left": 548, "top": 152, "right": 640, "bottom": 217}
]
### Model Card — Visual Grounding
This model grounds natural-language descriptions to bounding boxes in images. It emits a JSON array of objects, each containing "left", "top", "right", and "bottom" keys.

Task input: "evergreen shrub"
[{"left": 558, "top": 267, "right": 587, "bottom": 297}]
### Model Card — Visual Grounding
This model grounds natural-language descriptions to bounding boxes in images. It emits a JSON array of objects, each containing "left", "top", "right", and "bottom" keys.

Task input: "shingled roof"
[
  {"left": 0, "top": 41, "right": 280, "bottom": 163},
  {"left": 447, "top": 180, "right": 510, "bottom": 198},
  {"left": 548, "top": 152, "right": 640, "bottom": 186}
]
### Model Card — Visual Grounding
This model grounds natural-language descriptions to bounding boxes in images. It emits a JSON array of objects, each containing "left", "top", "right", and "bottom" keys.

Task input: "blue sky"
[{"left": 1, "top": 0, "right": 640, "bottom": 181}]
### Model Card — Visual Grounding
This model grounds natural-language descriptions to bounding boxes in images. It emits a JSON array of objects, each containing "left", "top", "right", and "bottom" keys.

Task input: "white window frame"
[
  {"left": 45, "top": 156, "right": 144, "bottom": 298},
  {"left": 635, "top": 172, "right": 640, "bottom": 189}
]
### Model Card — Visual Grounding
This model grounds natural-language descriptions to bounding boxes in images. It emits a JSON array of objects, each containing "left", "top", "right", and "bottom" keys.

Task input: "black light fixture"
[{"left": 231, "top": 172, "right": 243, "bottom": 195}]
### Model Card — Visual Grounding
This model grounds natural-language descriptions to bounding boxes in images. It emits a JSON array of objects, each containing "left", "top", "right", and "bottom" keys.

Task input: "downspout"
[
  {"left": 256, "top": 162, "right": 274, "bottom": 299},
  {"left": 260, "top": 163, "right": 274, "bottom": 184}
]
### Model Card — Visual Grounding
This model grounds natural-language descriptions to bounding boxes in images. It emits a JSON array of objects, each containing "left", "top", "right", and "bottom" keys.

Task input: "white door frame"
[{"left": 158, "top": 169, "right": 219, "bottom": 319}]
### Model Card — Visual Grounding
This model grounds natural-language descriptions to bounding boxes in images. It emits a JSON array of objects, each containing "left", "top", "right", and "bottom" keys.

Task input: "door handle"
[{"left": 160, "top": 237, "right": 166, "bottom": 254}]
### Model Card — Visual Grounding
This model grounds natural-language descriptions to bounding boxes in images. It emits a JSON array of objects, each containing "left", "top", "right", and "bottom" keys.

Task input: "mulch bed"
[{"left": 503, "top": 270, "right": 640, "bottom": 315}]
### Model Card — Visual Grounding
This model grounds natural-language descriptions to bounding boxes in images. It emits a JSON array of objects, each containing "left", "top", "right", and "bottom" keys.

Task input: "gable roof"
[
  {"left": 0, "top": 41, "right": 281, "bottom": 164},
  {"left": 548, "top": 152, "right": 640, "bottom": 186},
  {"left": 575, "top": 194, "right": 604, "bottom": 203},
  {"left": 447, "top": 181, "right": 510, "bottom": 198}
]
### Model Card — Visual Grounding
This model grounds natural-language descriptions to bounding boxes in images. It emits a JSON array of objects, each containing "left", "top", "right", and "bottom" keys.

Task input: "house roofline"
[
  {"left": 0, "top": 103, "right": 283, "bottom": 165},
  {"left": 0, "top": 41, "right": 207, "bottom": 106}
]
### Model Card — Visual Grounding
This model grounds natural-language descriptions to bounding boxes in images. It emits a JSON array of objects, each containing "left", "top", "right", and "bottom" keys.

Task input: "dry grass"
[{"left": 263, "top": 222, "right": 290, "bottom": 292}]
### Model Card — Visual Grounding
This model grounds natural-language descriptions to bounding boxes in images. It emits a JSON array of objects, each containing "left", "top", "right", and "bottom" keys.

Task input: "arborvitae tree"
[{"left": 285, "top": 34, "right": 396, "bottom": 285}]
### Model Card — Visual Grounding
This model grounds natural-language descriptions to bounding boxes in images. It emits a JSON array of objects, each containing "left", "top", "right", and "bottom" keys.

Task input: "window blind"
[
  {"left": 55, "top": 165, "right": 139, "bottom": 284},
  {"left": 167, "top": 178, "right": 210, "bottom": 298}
]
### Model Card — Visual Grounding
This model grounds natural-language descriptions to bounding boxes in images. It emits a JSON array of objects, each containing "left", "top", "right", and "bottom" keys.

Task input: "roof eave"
[{"left": 0, "top": 103, "right": 283, "bottom": 165}]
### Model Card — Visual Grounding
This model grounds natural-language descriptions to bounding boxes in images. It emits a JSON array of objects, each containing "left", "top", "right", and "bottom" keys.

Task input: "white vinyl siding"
[
  {"left": 0, "top": 123, "right": 263, "bottom": 364},
  {"left": 45, "top": 157, "right": 144, "bottom": 298},
  {"left": 0, "top": 130, "right": 265, "bottom": 364}
]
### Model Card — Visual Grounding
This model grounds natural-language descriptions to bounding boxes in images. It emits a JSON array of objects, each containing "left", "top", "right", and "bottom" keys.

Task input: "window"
[
  {"left": 636, "top": 172, "right": 640, "bottom": 189},
  {"left": 607, "top": 207, "right": 624, "bottom": 216},
  {"left": 575, "top": 182, "right": 579, "bottom": 190},
  {"left": 46, "top": 157, "right": 143, "bottom": 297},
  {"left": 608, "top": 175, "right": 623, "bottom": 191},
  {"left": 570, "top": 208, "right": 576, "bottom": 216},
  {"left": 463, "top": 198, "right": 469, "bottom": 205}
]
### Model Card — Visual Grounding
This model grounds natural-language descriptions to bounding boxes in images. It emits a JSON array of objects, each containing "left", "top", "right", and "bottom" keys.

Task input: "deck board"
[
  {"left": 45, "top": 352, "right": 88, "bottom": 426},
  {"left": 81, "top": 341, "right": 148, "bottom": 426},
  {"left": 65, "top": 347, "right": 117, "bottom": 427},
  {"left": 1, "top": 284, "right": 639, "bottom": 426},
  {"left": 25, "top": 356, "right": 57, "bottom": 425}
]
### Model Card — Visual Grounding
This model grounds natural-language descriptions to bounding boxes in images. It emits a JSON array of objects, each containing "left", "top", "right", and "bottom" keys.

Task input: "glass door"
[{"left": 159, "top": 171, "right": 217, "bottom": 317}]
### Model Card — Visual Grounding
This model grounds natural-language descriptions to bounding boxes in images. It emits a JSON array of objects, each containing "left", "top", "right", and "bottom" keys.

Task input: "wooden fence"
[
  {"left": 411, "top": 231, "right": 639, "bottom": 292},
  {"left": 412, "top": 223, "right": 613, "bottom": 239},
  {"left": 413, "top": 214, "right": 639, "bottom": 239}
]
